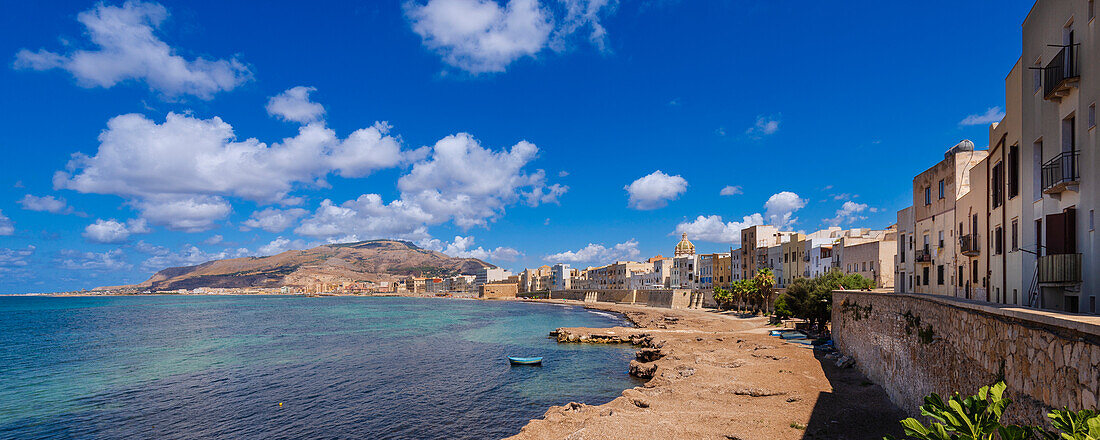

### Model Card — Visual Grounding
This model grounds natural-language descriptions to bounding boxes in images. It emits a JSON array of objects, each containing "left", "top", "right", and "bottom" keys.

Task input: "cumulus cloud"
[
  {"left": 406, "top": 0, "right": 616, "bottom": 74},
  {"left": 763, "top": 191, "right": 806, "bottom": 228},
  {"left": 59, "top": 249, "right": 131, "bottom": 271},
  {"left": 0, "top": 210, "right": 13, "bottom": 236},
  {"left": 674, "top": 213, "right": 764, "bottom": 244},
  {"left": 202, "top": 234, "right": 223, "bottom": 245},
  {"left": 544, "top": 239, "right": 640, "bottom": 263},
  {"left": 421, "top": 235, "right": 522, "bottom": 262},
  {"left": 397, "top": 133, "right": 564, "bottom": 227},
  {"left": 242, "top": 207, "right": 308, "bottom": 233},
  {"left": 54, "top": 87, "right": 414, "bottom": 230},
  {"left": 13, "top": 1, "right": 251, "bottom": 99},
  {"left": 267, "top": 86, "right": 325, "bottom": 123},
  {"left": 295, "top": 195, "right": 434, "bottom": 242},
  {"left": 82, "top": 218, "right": 151, "bottom": 244},
  {"left": 826, "top": 201, "right": 869, "bottom": 226},
  {"left": 959, "top": 107, "right": 1005, "bottom": 126},
  {"left": 19, "top": 194, "right": 74, "bottom": 214},
  {"left": 624, "top": 170, "right": 687, "bottom": 210},
  {"left": 719, "top": 185, "right": 743, "bottom": 196},
  {"left": 745, "top": 115, "right": 780, "bottom": 138}
]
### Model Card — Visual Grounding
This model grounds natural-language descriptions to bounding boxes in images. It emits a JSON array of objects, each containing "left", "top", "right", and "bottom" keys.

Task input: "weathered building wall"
[
  {"left": 832, "top": 290, "right": 1100, "bottom": 425},
  {"left": 548, "top": 289, "right": 693, "bottom": 309}
]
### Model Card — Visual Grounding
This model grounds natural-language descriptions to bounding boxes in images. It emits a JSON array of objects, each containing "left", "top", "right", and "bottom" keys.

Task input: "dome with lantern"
[{"left": 674, "top": 233, "right": 695, "bottom": 256}]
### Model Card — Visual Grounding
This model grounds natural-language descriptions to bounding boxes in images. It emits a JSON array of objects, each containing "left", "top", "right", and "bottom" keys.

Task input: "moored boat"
[{"left": 508, "top": 356, "right": 543, "bottom": 365}]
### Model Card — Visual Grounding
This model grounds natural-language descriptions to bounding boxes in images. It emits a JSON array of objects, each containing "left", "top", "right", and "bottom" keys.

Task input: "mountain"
[{"left": 126, "top": 239, "right": 494, "bottom": 291}]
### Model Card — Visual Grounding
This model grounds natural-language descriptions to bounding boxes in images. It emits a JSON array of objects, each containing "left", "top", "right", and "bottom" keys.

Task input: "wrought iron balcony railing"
[
  {"left": 1041, "top": 151, "right": 1080, "bottom": 194},
  {"left": 1044, "top": 45, "right": 1080, "bottom": 100},
  {"left": 959, "top": 233, "right": 980, "bottom": 256}
]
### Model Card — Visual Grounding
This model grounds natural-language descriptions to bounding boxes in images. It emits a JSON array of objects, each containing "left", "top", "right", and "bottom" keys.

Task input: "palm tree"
[{"left": 752, "top": 268, "right": 776, "bottom": 314}]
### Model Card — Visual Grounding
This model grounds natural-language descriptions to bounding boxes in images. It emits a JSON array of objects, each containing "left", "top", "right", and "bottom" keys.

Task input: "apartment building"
[
  {"left": 550, "top": 263, "right": 577, "bottom": 291},
  {"left": 780, "top": 233, "right": 805, "bottom": 287},
  {"left": 897, "top": 140, "right": 989, "bottom": 296},
  {"left": 896, "top": 207, "right": 915, "bottom": 293},
  {"left": 697, "top": 253, "right": 717, "bottom": 290},
  {"left": 519, "top": 265, "right": 552, "bottom": 293},
  {"left": 1019, "top": 0, "right": 1098, "bottom": 313},
  {"left": 740, "top": 225, "right": 788, "bottom": 280},
  {"left": 474, "top": 267, "right": 512, "bottom": 289}
]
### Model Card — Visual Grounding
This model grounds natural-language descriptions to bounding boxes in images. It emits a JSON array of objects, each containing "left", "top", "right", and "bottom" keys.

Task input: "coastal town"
[{"left": 5, "top": 0, "right": 1100, "bottom": 439}]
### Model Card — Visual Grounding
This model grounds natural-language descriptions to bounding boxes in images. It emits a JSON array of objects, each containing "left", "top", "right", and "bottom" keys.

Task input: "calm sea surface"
[{"left": 0, "top": 295, "right": 641, "bottom": 439}]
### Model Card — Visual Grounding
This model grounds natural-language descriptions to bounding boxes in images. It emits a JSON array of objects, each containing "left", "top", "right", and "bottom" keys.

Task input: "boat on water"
[{"left": 508, "top": 356, "right": 543, "bottom": 365}]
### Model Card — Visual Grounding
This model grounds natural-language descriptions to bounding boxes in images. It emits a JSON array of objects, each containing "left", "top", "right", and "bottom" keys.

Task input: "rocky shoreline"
[{"left": 508, "top": 300, "right": 907, "bottom": 440}]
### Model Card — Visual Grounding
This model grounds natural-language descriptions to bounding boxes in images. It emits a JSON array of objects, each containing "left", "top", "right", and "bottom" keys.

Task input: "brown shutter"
[
  {"left": 1065, "top": 208, "right": 1077, "bottom": 254},
  {"left": 1046, "top": 212, "right": 1066, "bottom": 255}
]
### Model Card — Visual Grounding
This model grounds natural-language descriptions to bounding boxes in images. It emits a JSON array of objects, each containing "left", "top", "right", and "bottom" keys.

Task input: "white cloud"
[
  {"left": 295, "top": 195, "right": 434, "bottom": 242},
  {"left": 257, "top": 237, "right": 311, "bottom": 256},
  {"left": 397, "top": 133, "right": 564, "bottom": 227},
  {"left": 407, "top": 0, "right": 616, "bottom": 74},
  {"left": 719, "top": 185, "right": 743, "bottom": 196},
  {"left": 266, "top": 86, "right": 325, "bottom": 124},
  {"left": 0, "top": 246, "right": 35, "bottom": 268},
  {"left": 551, "top": 0, "right": 616, "bottom": 52},
  {"left": 54, "top": 87, "right": 414, "bottom": 230},
  {"left": 407, "top": 0, "right": 552, "bottom": 73},
  {"left": 137, "top": 242, "right": 250, "bottom": 270},
  {"left": 745, "top": 115, "right": 780, "bottom": 138},
  {"left": 60, "top": 249, "right": 131, "bottom": 271},
  {"left": 19, "top": 194, "right": 73, "bottom": 214},
  {"left": 624, "top": 170, "right": 687, "bottom": 210},
  {"left": 827, "top": 201, "right": 869, "bottom": 226},
  {"left": 959, "top": 107, "right": 1005, "bottom": 126},
  {"left": 13, "top": 1, "right": 251, "bottom": 99},
  {"left": 544, "top": 239, "right": 640, "bottom": 263},
  {"left": 202, "top": 234, "right": 223, "bottom": 245},
  {"left": 763, "top": 191, "right": 806, "bottom": 228},
  {"left": 674, "top": 213, "right": 764, "bottom": 244},
  {"left": 420, "top": 235, "right": 522, "bottom": 261},
  {"left": 134, "top": 195, "right": 231, "bottom": 232},
  {"left": 0, "top": 210, "right": 13, "bottom": 236},
  {"left": 82, "top": 218, "right": 151, "bottom": 244},
  {"left": 242, "top": 207, "right": 308, "bottom": 233}
]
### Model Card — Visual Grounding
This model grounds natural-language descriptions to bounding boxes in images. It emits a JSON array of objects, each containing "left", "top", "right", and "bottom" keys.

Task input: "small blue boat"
[{"left": 508, "top": 356, "right": 543, "bottom": 365}]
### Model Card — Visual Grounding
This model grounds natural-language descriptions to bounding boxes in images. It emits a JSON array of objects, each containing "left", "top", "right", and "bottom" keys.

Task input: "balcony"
[
  {"left": 1044, "top": 45, "right": 1080, "bottom": 101},
  {"left": 959, "top": 233, "right": 980, "bottom": 257},
  {"left": 915, "top": 247, "right": 931, "bottom": 263},
  {"left": 1041, "top": 151, "right": 1080, "bottom": 194},
  {"left": 1038, "top": 253, "right": 1082, "bottom": 285}
]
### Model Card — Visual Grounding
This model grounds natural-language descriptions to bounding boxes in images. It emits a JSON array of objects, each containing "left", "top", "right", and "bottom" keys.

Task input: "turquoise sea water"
[{"left": 0, "top": 295, "right": 641, "bottom": 439}]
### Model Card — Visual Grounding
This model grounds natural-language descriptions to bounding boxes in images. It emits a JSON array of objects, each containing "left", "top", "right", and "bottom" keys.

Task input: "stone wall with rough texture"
[
  {"left": 547, "top": 289, "right": 693, "bottom": 309},
  {"left": 832, "top": 290, "right": 1100, "bottom": 425}
]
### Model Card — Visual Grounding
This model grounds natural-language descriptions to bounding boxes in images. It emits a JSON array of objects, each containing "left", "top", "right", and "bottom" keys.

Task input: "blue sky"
[{"left": 0, "top": 0, "right": 1034, "bottom": 293}]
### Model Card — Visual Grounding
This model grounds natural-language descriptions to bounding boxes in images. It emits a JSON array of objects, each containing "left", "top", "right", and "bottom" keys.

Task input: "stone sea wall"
[
  {"left": 832, "top": 290, "right": 1100, "bottom": 425},
  {"left": 548, "top": 289, "right": 693, "bottom": 309}
]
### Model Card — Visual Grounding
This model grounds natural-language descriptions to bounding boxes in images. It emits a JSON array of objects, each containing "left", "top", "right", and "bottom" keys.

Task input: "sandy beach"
[{"left": 509, "top": 300, "right": 906, "bottom": 440}]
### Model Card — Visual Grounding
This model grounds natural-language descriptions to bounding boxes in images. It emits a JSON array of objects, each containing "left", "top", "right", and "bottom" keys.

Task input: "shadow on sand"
[{"left": 800, "top": 348, "right": 908, "bottom": 440}]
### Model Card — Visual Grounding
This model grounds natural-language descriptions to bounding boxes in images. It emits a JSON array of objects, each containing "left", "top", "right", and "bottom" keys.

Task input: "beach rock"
[
  {"left": 632, "top": 398, "right": 650, "bottom": 408},
  {"left": 629, "top": 360, "right": 658, "bottom": 379},
  {"left": 636, "top": 348, "right": 664, "bottom": 362},
  {"left": 752, "top": 353, "right": 788, "bottom": 361},
  {"left": 562, "top": 402, "right": 585, "bottom": 413},
  {"left": 599, "top": 408, "right": 613, "bottom": 417},
  {"left": 675, "top": 365, "right": 695, "bottom": 378},
  {"left": 733, "top": 387, "right": 785, "bottom": 397},
  {"left": 835, "top": 356, "right": 855, "bottom": 368}
]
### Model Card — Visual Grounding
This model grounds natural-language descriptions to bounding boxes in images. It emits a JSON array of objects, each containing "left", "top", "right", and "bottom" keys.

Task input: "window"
[
  {"left": 937, "top": 265, "right": 944, "bottom": 285},
  {"left": 862, "top": 262, "right": 866, "bottom": 272},
  {"left": 1008, "top": 144, "right": 1019, "bottom": 198},
  {"left": 869, "top": 261, "right": 874, "bottom": 271},
  {"left": 1090, "top": 104, "right": 1096, "bottom": 129},
  {"left": 1011, "top": 219, "right": 1019, "bottom": 251},
  {"left": 938, "top": 231, "right": 944, "bottom": 248},
  {"left": 991, "top": 161, "right": 1004, "bottom": 208},
  {"left": 938, "top": 179, "right": 945, "bottom": 199},
  {"left": 958, "top": 266, "right": 964, "bottom": 287},
  {"left": 994, "top": 227, "right": 1004, "bottom": 255},
  {"left": 899, "top": 234, "right": 906, "bottom": 262},
  {"left": 924, "top": 187, "right": 931, "bottom": 205},
  {"left": 922, "top": 266, "right": 929, "bottom": 285}
]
